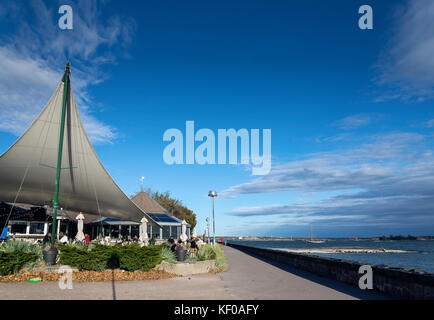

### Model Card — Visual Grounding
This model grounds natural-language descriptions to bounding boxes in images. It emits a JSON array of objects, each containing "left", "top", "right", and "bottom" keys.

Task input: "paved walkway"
[
  {"left": 0, "top": 246, "right": 386, "bottom": 300},
  {"left": 218, "top": 245, "right": 385, "bottom": 299}
]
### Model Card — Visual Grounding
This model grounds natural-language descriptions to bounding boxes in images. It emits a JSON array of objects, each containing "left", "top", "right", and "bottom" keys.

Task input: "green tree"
[{"left": 139, "top": 189, "right": 197, "bottom": 230}]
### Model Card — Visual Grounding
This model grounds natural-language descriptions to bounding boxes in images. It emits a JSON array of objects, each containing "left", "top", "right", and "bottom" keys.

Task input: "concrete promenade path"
[{"left": 0, "top": 246, "right": 386, "bottom": 300}]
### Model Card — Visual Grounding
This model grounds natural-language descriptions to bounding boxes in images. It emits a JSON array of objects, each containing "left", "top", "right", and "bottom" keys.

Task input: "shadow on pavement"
[
  {"left": 111, "top": 269, "right": 116, "bottom": 300},
  {"left": 228, "top": 247, "right": 390, "bottom": 300}
]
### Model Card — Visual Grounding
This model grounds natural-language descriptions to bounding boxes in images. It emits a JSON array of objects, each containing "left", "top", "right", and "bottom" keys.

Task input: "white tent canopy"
[{"left": 0, "top": 65, "right": 160, "bottom": 227}]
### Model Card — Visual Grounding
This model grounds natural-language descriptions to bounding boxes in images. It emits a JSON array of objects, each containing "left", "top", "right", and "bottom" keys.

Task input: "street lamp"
[
  {"left": 206, "top": 217, "right": 210, "bottom": 244},
  {"left": 208, "top": 190, "right": 217, "bottom": 245}
]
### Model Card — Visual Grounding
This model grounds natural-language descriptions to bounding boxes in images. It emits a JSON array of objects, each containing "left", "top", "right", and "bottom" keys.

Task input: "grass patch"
[
  {"left": 213, "top": 244, "right": 228, "bottom": 271},
  {"left": 197, "top": 244, "right": 228, "bottom": 272},
  {"left": 197, "top": 244, "right": 217, "bottom": 261},
  {"left": 185, "top": 253, "right": 198, "bottom": 263}
]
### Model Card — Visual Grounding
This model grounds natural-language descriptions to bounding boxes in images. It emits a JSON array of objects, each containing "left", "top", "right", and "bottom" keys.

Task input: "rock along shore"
[{"left": 275, "top": 247, "right": 417, "bottom": 254}]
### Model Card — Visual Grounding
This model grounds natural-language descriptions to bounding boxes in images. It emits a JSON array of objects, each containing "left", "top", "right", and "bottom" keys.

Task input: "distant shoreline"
[{"left": 221, "top": 236, "right": 434, "bottom": 241}]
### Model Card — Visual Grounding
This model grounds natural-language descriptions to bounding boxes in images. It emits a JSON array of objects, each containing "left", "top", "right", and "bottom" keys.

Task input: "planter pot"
[
  {"left": 43, "top": 249, "right": 58, "bottom": 266},
  {"left": 175, "top": 249, "right": 187, "bottom": 262}
]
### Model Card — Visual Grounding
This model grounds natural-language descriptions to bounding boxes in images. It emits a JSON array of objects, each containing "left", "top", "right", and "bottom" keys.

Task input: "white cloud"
[
  {"left": 376, "top": 0, "right": 434, "bottom": 101},
  {"left": 221, "top": 132, "right": 424, "bottom": 198},
  {"left": 0, "top": 0, "right": 135, "bottom": 144},
  {"left": 332, "top": 113, "right": 378, "bottom": 130},
  {"left": 221, "top": 132, "right": 434, "bottom": 230},
  {"left": 425, "top": 119, "right": 434, "bottom": 128}
]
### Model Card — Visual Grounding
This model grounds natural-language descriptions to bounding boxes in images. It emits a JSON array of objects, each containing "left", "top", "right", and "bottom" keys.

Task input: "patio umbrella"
[
  {"left": 139, "top": 216, "right": 149, "bottom": 244},
  {"left": 192, "top": 227, "right": 197, "bottom": 238},
  {"left": 180, "top": 220, "right": 188, "bottom": 242},
  {"left": 75, "top": 212, "right": 85, "bottom": 241}
]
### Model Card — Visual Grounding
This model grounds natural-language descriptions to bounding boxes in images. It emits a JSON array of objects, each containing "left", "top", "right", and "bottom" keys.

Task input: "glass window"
[
  {"left": 29, "top": 223, "right": 45, "bottom": 234},
  {"left": 171, "top": 226, "right": 179, "bottom": 240},
  {"left": 10, "top": 221, "right": 27, "bottom": 234},
  {"left": 59, "top": 223, "right": 68, "bottom": 235},
  {"left": 110, "top": 226, "right": 119, "bottom": 238},
  {"left": 101, "top": 225, "right": 109, "bottom": 237},
  {"left": 147, "top": 225, "right": 152, "bottom": 238},
  {"left": 120, "top": 225, "right": 129, "bottom": 238},
  {"left": 152, "top": 227, "right": 160, "bottom": 239},
  {"left": 131, "top": 225, "right": 139, "bottom": 238},
  {"left": 162, "top": 226, "right": 170, "bottom": 239}
]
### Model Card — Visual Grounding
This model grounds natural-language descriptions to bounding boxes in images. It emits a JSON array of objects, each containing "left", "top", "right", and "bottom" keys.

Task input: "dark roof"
[{"left": 130, "top": 191, "right": 166, "bottom": 214}]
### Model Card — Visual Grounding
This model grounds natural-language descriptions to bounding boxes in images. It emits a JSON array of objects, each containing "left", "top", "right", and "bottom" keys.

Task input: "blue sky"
[{"left": 0, "top": 0, "right": 434, "bottom": 237}]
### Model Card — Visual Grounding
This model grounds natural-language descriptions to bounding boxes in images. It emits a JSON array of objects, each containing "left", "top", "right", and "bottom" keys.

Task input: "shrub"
[
  {"left": 1, "top": 240, "right": 41, "bottom": 255},
  {"left": 196, "top": 244, "right": 228, "bottom": 271},
  {"left": 119, "top": 243, "right": 162, "bottom": 271},
  {"left": 215, "top": 258, "right": 227, "bottom": 270},
  {"left": 58, "top": 244, "right": 107, "bottom": 271},
  {"left": 197, "top": 245, "right": 217, "bottom": 261},
  {"left": 0, "top": 241, "right": 42, "bottom": 275},
  {"left": 212, "top": 245, "right": 228, "bottom": 271},
  {"left": 161, "top": 246, "right": 177, "bottom": 264},
  {"left": 185, "top": 253, "right": 198, "bottom": 263},
  {"left": 58, "top": 243, "right": 163, "bottom": 271},
  {"left": 0, "top": 251, "right": 39, "bottom": 275}
]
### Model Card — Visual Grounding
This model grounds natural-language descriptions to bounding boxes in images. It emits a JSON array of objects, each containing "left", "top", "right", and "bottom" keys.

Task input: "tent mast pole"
[{"left": 50, "top": 62, "right": 70, "bottom": 246}]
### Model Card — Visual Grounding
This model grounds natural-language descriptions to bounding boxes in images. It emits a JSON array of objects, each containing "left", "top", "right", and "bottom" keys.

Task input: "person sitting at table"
[
  {"left": 189, "top": 237, "right": 198, "bottom": 254},
  {"left": 168, "top": 236, "right": 175, "bottom": 245},
  {"left": 84, "top": 234, "right": 90, "bottom": 245},
  {"left": 170, "top": 240, "right": 177, "bottom": 252},
  {"left": 43, "top": 232, "right": 51, "bottom": 244},
  {"left": 59, "top": 232, "right": 69, "bottom": 244},
  {"left": 176, "top": 239, "right": 184, "bottom": 250}
]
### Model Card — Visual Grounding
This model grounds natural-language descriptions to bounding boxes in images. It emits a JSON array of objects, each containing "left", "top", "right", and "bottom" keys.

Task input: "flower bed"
[
  {"left": 1, "top": 241, "right": 165, "bottom": 278},
  {"left": 0, "top": 241, "right": 228, "bottom": 281},
  {"left": 0, "top": 269, "right": 178, "bottom": 282}
]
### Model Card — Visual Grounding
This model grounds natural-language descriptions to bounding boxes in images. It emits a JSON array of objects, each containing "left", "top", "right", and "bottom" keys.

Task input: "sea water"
[{"left": 229, "top": 239, "right": 434, "bottom": 273}]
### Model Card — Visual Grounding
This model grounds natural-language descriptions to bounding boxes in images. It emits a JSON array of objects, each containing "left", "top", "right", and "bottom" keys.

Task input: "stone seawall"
[{"left": 226, "top": 242, "right": 434, "bottom": 300}]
